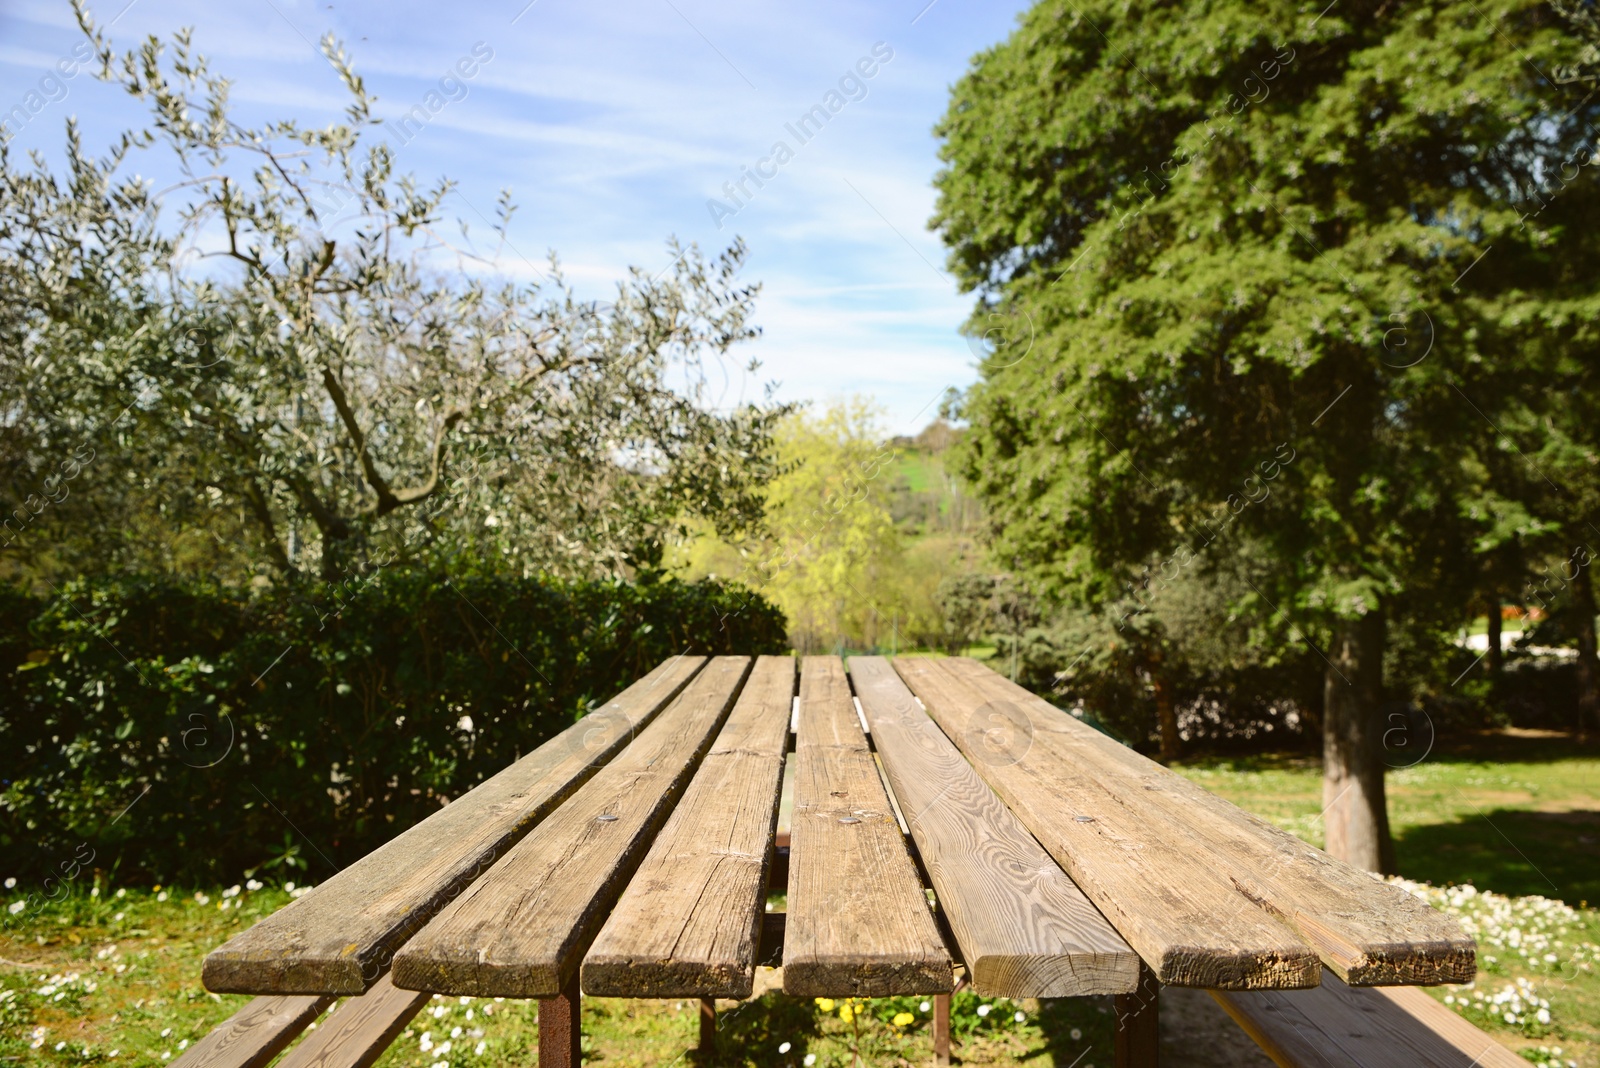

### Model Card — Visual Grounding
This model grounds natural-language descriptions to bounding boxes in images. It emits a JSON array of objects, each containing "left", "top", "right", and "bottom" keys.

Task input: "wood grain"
[
  {"left": 170, "top": 995, "right": 332, "bottom": 1068},
  {"left": 850, "top": 656, "right": 1138, "bottom": 998},
  {"left": 782, "top": 656, "right": 953, "bottom": 997},
  {"left": 938, "top": 657, "right": 1474, "bottom": 986},
  {"left": 391, "top": 657, "right": 752, "bottom": 997},
  {"left": 893, "top": 657, "right": 1320, "bottom": 990},
  {"left": 274, "top": 976, "right": 429, "bottom": 1068},
  {"left": 583, "top": 655, "right": 795, "bottom": 997},
  {"left": 204, "top": 656, "right": 706, "bottom": 995},
  {"left": 1212, "top": 974, "right": 1524, "bottom": 1067}
]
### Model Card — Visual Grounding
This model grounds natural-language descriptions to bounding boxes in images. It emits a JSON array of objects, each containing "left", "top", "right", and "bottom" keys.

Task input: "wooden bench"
[
  {"left": 174, "top": 654, "right": 1503, "bottom": 1068},
  {"left": 1213, "top": 973, "right": 1526, "bottom": 1067}
]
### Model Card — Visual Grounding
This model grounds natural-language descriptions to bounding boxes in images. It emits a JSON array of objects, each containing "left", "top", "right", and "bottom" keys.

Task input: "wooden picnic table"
[{"left": 188, "top": 655, "right": 1480, "bottom": 1068}]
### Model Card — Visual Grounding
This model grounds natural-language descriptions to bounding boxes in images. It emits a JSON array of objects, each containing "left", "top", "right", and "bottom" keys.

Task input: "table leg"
[
  {"left": 1113, "top": 963, "right": 1159, "bottom": 1068},
  {"left": 933, "top": 992, "right": 951, "bottom": 1066},
  {"left": 538, "top": 972, "right": 581, "bottom": 1067},
  {"left": 698, "top": 997, "right": 716, "bottom": 1053}
]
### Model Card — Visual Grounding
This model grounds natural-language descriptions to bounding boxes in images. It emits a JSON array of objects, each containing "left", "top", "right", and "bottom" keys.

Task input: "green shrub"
[{"left": 0, "top": 570, "right": 786, "bottom": 888}]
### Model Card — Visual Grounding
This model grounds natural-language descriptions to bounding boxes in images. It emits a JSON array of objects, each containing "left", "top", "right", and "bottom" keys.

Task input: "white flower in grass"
[
  {"left": 1015, "top": 1011, "right": 1026, "bottom": 1023},
  {"left": 246, "top": 879, "right": 263, "bottom": 891},
  {"left": 437, "top": 1041, "right": 452, "bottom": 1056},
  {"left": 804, "top": 1056, "right": 817, "bottom": 1067},
  {"left": 778, "top": 1041, "right": 791, "bottom": 1053},
  {"left": 156, "top": 892, "right": 167, "bottom": 902},
  {"left": 8, "top": 901, "right": 23, "bottom": 915},
  {"left": 115, "top": 888, "right": 126, "bottom": 898},
  {"left": 475, "top": 1042, "right": 486, "bottom": 1056},
  {"left": 1070, "top": 1028, "right": 1082, "bottom": 1040},
  {"left": 90, "top": 888, "right": 99, "bottom": 898},
  {"left": 919, "top": 1001, "right": 930, "bottom": 1013},
  {"left": 976, "top": 1003, "right": 991, "bottom": 1017},
  {"left": 4, "top": 877, "right": 14, "bottom": 888}
]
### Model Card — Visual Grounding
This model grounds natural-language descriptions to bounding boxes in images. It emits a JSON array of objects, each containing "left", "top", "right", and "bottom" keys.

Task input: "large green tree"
[{"left": 932, "top": 0, "right": 1595, "bottom": 870}]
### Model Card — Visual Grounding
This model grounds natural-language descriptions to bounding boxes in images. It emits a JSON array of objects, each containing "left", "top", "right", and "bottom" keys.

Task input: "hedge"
[{"left": 0, "top": 571, "right": 786, "bottom": 889}]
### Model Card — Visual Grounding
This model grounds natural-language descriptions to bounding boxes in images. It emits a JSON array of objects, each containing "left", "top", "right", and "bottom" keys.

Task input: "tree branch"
[
  {"left": 237, "top": 475, "right": 296, "bottom": 578},
  {"left": 323, "top": 347, "right": 603, "bottom": 518}
]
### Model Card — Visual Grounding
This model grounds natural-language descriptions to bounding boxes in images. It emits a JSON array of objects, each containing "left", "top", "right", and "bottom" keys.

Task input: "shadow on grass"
[
  {"left": 690, "top": 992, "right": 821, "bottom": 1067},
  {"left": 1182, "top": 729, "right": 1600, "bottom": 773},
  {"left": 1396, "top": 808, "right": 1600, "bottom": 907},
  {"left": 1032, "top": 994, "right": 1114, "bottom": 1066}
]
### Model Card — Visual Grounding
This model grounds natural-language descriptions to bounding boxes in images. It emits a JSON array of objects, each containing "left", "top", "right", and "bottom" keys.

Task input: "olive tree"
[{"left": 1, "top": 5, "right": 783, "bottom": 585}]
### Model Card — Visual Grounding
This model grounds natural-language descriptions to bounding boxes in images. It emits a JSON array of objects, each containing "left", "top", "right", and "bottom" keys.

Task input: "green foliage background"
[{"left": 0, "top": 572, "right": 785, "bottom": 887}]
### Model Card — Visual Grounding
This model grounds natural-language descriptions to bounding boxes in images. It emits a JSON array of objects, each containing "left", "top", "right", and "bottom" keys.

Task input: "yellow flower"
[
  {"left": 815, "top": 998, "right": 835, "bottom": 1012},
  {"left": 838, "top": 1005, "right": 853, "bottom": 1023},
  {"left": 893, "top": 1012, "right": 915, "bottom": 1027}
]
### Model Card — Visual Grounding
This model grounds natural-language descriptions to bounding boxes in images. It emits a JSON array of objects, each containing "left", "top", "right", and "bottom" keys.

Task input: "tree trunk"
[
  {"left": 1150, "top": 651, "right": 1180, "bottom": 763},
  {"left": 1322, "top": 609, "right": 1394, "bottom": 874},
  {"left": 1573, "top": 568, "right": 1597, "bottom": 743},
  {"left": 1485, "top": 596, "right": 1502, "bottom": 677}
]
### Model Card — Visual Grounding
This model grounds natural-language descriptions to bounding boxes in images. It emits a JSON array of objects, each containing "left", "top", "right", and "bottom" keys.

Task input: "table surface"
[{"left": 201, "top": 655, "right": 1476, "bottom": 1002}]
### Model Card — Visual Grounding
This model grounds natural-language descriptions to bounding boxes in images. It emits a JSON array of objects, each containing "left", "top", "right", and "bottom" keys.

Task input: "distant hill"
[
  {"left": 884, "top": 420, "right": 983, "bottom": 540},
  {"left": 888, "top": 418, "right": 963, "bottom": 455}
]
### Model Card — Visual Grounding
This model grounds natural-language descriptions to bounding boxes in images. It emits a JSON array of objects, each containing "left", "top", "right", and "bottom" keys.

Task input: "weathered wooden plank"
[
  {"left": 583, "top": 655, "right": 795, "bottom": 998},
  {"left": 893, "top": 657, "right": 1320, "bottom": 990},
  {"left": 782, "top": 656, "right": 953, "bottom": 996},
  {"left": 274, "top": 975, "right": 429, "bottom": 1068},
  {"left": 391, "top": 657, "right": 752, "bottom": 997},
  {"left": 938, "top": 657, "right": 1474, "bottom": 986},
  {"left": 849, "top": 656, "right": 1139, "bottom": 998},
  {"left": 204, "top": 656, "right": 706, "bottom": 995},
  {"left": 1212, "top": 974, "right": 1524, "bottom": 1067},
  {"left": 171, "top": 995, "right": 333, "bottom": 1068}
]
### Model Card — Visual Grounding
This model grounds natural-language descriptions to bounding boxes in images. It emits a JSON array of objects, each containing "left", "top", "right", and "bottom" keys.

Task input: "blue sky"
[{"left": 0, "top": 0, "right": 1033, "bottom": 434}]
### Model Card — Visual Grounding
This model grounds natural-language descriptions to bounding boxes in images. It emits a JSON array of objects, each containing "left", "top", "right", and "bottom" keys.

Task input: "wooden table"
[{"left": 196, "top": 655, "right": 1475, "bottom": 1067}]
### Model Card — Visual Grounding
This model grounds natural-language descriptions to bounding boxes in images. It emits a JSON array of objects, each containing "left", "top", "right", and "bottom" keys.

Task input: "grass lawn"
[{"left": 3, "top": 729, "right": 1596, "bottom": 1067}]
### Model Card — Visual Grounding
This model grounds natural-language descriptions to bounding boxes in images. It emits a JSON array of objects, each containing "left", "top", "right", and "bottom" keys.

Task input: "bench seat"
[{"left": 1212, "top": 973, "right": 1523, "bottom": 1067}]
